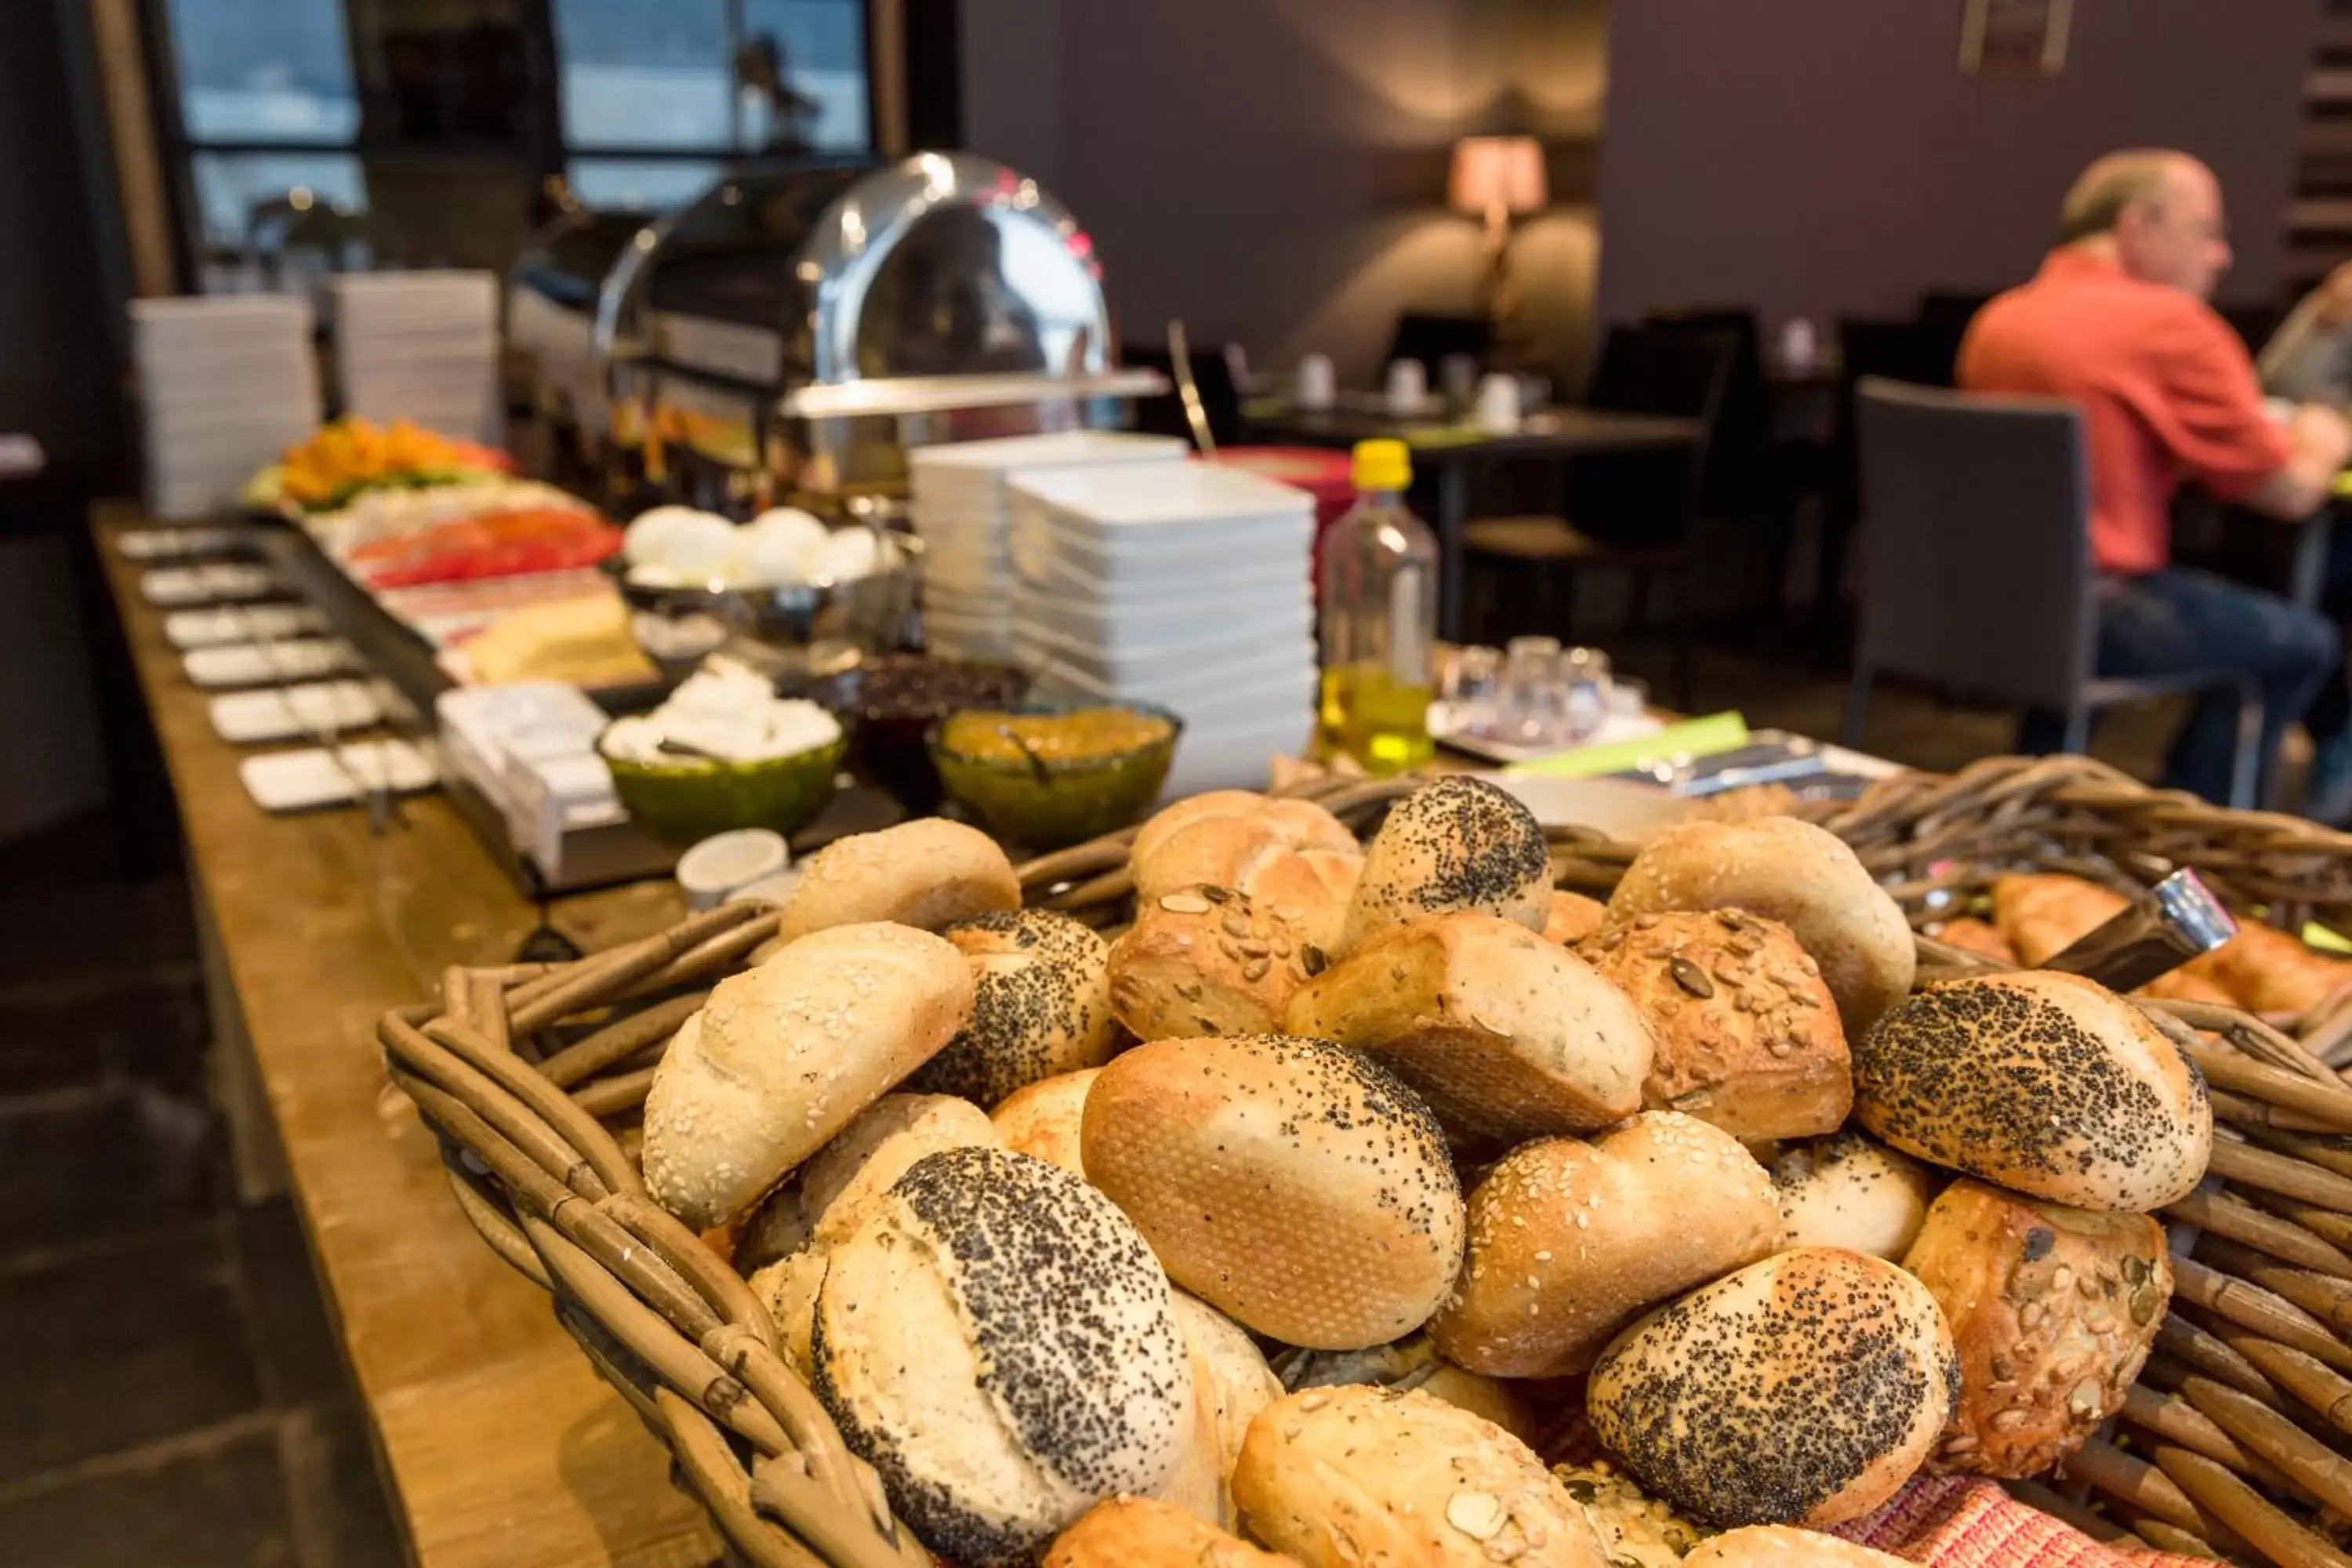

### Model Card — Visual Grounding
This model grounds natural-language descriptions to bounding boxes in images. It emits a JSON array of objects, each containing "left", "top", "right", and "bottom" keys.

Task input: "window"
[{"left": 554, "top": 0, "right": 869, "bottom": 158}]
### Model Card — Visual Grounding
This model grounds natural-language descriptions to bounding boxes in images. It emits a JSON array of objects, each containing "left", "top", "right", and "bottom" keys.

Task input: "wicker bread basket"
[{"left": 381, "top": 757, "right": 2352, "bottom": 1568}]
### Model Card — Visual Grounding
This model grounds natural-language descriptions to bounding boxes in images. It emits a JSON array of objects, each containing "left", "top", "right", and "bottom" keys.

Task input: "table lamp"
[{"left": 1450, "top": 134, "right": 1547, "bottom": 349}]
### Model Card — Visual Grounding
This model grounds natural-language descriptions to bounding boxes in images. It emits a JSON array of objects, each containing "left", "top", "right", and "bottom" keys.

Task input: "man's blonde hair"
[{"left": 2059, "top": 151, "right": 2182, "bottom": 243}]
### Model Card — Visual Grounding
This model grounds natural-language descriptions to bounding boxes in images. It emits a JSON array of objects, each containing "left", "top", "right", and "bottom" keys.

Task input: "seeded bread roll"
[
  {"left": 642, "top": 923, "right": 975, "bottom": 1230},
  {"left": 1432, "top": 1115, "right": 1784, "bottom": 1377},
  {"left": 1283, "top": 912, "right": 1653, "bottom": 1145},
  {"left": 910, "top": 909, "right": 1115, "bottom": 1105},
  {"left": 1901, "top": 1178, "right": 2172, "bottom": 1477},
  {"left": 1131, "top": 791, "right": 1365, "bottom": 951},
  {"left": 1544, "top": 889, "right": 1608, "bottom": 946},
  {"left": 1553, "top": 1463, "right": 1708, "bottom": 1568},
  {"left": 1160, "top": 1290, "right": 1285, "bottom": 1529},
  {"left": 1769, "top": 1132, "right": 1940, "bottom": 1261},
  {"left": 1108, "top": 886, "right": 1314, "bottom": 1042},
  {"left": 776, "top": 818, "right": 1019, "bottom": 941},
  {"left": 1046, "top": 1497, "right": 1297, "bottom": 1568},
  {"left": 989, "top": 1068, "right": 1099, "bottom": 1178},
  {"left": 731, "top": 1091, "right": 1000, "bottom": 1272},
  {"left": 747, "top": 1245, "right": 827, "bottom": 1379},
  {"left": 1269, "top": 1332, "right": 1539, "bottom": 1446},
  {"left": 1083, "top": 1034, "right": 1465, "bottom": 1348},
  {"left": 1682, "top": 1526, "right": 1912, "bottom": 1568},
  {"left": 813, "top": 1147, "right": 1192, "bottom": 1565},
  {"left": 1606, "top": 817, "right": 1915, "bottom": 1034},
  {"left": 1339, "top": 776, "right": 1552, "bottom": 956},
  {"left": 1233, "top": 1385, "right": 1609, "bottom": 1568},
  {"left": 1587, "top": 1247, "right": 1959, "bottom": 1527},
  {"left": 1581, "top": 909, "right": 1851, "bottom": 1143},
  {"left": 1852, "top": 971, "right": 2212, "bottom": 1210}
]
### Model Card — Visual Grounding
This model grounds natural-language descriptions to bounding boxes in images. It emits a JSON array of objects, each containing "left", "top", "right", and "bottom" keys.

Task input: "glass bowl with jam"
[
  {"left": 804, "top": 654, "right": 1031, "bottom": 813},
  {"left": 927, "top": 697, "right": 1181, "bottom": 850}
]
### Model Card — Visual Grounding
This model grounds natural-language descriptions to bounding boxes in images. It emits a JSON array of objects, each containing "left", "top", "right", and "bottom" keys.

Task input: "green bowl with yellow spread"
[
  {"left": 927, "top": 699, "right": 1181, "bottom": 851},
  {"left": 601, "top": 734, "right": 848, "bottom": 845}
]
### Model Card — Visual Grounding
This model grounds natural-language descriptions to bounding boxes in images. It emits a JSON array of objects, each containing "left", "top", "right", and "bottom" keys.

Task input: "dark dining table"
[{"left": 1243, "top": 397, "right": 1702, "bottom": 638}]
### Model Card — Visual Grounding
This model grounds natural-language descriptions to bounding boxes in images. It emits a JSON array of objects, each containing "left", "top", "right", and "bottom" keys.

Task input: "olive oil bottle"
[{"left": 1316, "top": 439, "right": 1436, "bottom": 772}]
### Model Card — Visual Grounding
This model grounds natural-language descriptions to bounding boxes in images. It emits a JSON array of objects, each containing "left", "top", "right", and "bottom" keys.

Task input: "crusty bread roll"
[
  {"left": 1769, "top": 1131, "right": 1940, "bottom": 1261},
  {"left": 1432, "top": 1115, "right": 1783, "bottom": 1377},
  {"left": 1338, "top": 776, "right": 1552, "bottom": 956},
  {"left": 813, "top": 1147, "right": 1192, "bottom": 1565},
  {"left": 1901, "top": 1178, "right": 2171, "bottom": 1477},
  {"left": 1083, "top": 1034, "right": 1465, "bottom": 1348},
  {"left": 910, "top": 909, "right": 1115, "bottom": 1105},
  {"left": 1553, "top": 1463, "right": 1708, "bottom": 1568},
  {"left": 1606, "top": 817, "right": 1915, "bottom": 1034},
  {"left": 1932, "top": 917, "right": 2015, "bottom": 966},
  {"left": 1545, "top": 889, "right": 1607, "bottom": 946},
  {"left": 1588, "top": 1247, "right": 1959, "bottom": 1527},
  {"left": 747, "top": 1245, "right": 827, "bottom": 1379},
  {"left": 776, "top": 818, "right": 1018, "bottom": 941},
  {"left": 1233, "top": 1385, "right": 1608, "bottom": 1568},
  {"left": 642, "top": 923, "right": 975, "bottom": 1229},
  {"left": 989, "top": 1067, "right": 1098, "bottom": 1178},
  {"left": 1284, "top": 912, "right": 1653, "bottom": 1145},
  {"left": 1131, "top": 790, "right": 1364, "bottom": 951},
  {"left": 1108, "top": 886, "right": 1314, "bottom": 1041},
  {"left": 1581, "top": 909, "right": 1850, "bottom": 1143},
  {"left": 1269, "top": 1333, "right": 1539, "bottom": 1447},
  {"left": 1852, "top": 971, "right": 2212, "bottom": 1210},
  {"left": 1046, "top": 1497, "right": 1295, "bottom": 1568},
  {"left": 1160, "top": 1290, "right": 1284, "bottom": 1529},
  {"left": 731, "top": 1091, "right": 999, "bottom": 1272},
  {"left": 1682, "top": 1526, "right": 1911, "bottom": 1568}
]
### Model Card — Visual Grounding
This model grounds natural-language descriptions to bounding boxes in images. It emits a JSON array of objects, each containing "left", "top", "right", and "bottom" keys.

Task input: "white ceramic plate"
[
  {"left": 209, "top": 681, "right": 387, "bottom": 744},
  {"left": 238, "top": 739, "right": 438, "bottom": 813},
  {"left": 184, "top": 638, "right": 359, "bottom": 688},
  {"left": 140, "top": 563, "right": 281, "bottom": 606},
  {"left": 117, "top": 527, "right": 247, "bottom": 561},
  {"left": 165, "top": 604, "right": 328, "bottom": 649}
]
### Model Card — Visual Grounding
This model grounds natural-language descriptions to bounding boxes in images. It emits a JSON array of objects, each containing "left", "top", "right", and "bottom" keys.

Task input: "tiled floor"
[{"left": 0, "top": 815, "right": 404, "bottom": 1568}]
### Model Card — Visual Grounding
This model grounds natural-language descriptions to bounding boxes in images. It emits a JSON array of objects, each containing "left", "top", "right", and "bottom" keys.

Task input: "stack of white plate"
[
  {"left": 329, "top": 271, "right": 501, "bottom": 442},
  {"left": 1007, "top": 462, "right": 1319, "bottom": 797},
  {"left": 908, "top": 431, "right": 1186, "bottom": 660},
  {"left": 131, "top": 296, "right": 321, "bottom": 518}
]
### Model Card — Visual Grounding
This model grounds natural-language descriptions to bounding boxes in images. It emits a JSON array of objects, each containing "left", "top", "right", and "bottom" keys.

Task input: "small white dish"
[
  {"left": 677, "top": 829, "right": 791, "bottom": 911},
  {"left": 238, "top": 739, "right": 438, "bottom": 812},
  {"left": 184, "top": 638, "right": 359, "bottom": 689},
  {"left": 724, "top": 869, "right": 800, "bottom": 909},
  {"left": 117, "top": 526, "right": 245, "bottom": 561},
  {"left": 209, "top": 681, "right": 386, "bottom": 744},
  {"left": 140, "top": 563, "right": 280, "bottom": 605},
  {"left": 165, "top": 604, "right": 327, "bottom": 649}
]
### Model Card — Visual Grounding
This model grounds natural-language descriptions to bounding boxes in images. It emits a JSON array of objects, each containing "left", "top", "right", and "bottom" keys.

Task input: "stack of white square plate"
[
  {"left": 131, "top": 296, "right": 321, "bottom": 518},
  {"left": 329, "top": 271, "right": 501, "bottom": 443},
  {"left": 1007, "top": 462, "right": 1319, "bottom": 797},
  {"left": 908, "top": 431, "right": 1186, "bottom": 660}
]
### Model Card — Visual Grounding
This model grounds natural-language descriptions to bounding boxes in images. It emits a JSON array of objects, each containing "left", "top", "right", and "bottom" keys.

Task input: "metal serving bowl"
[{"left": 604, "top": 526, "right": 920, "bottom": 684}]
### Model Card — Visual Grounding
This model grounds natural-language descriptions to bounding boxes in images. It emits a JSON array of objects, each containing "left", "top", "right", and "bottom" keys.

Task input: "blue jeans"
[{"left": 2018, "top": 568, "right": 2339, "bottom": 804}]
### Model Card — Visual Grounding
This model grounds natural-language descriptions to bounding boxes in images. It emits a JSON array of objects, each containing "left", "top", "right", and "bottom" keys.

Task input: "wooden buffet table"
[{"left": 92, "top": 503, "right": 722, "bottom": 1568}]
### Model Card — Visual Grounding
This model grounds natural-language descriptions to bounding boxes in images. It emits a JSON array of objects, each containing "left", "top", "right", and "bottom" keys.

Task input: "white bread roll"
[
  {"left": 641, "top": 923, "right": 975, "bottom": 1229},
  {"left": 1852, "top": 971, "right": 2212, "bottom": 1210},
  {"left": 1588, "top": 1247, "right": 1958, "bottom": 1527},
  {"left": 1160, "top": 1290, "right": 1284, "bottom": 1529},
  {"left": 1605, "top": 817, "right": 1916, "bottom": 1034},
  {"left": 1283, "top": 912, "right": 1653, "bottom": 1145},
  {"left": 1131, "top": 790, "right": 1364, "bottom": 951},
  {"left": 1770, "top": 1132, "right": 1940, "bottom": 1261},
  {"left": 1682, "top": 1526, "right": 1911, "bottom": 1568},
  {"left": 1083, "top": 1034, "right": 1465, "bottom": 1348},
  {"left": 813, "top": 1147, "right": 1192, "bottom": 1564},
  {"left": 1233, "top": 1385, "right": 1608, "bottom": 1568},
  {"left": 1581, "top": 909, "right": 1852, "bottom": 1144},
  {"left": 1902, "top": 1178, "right": 2171, "bottom": 1477},
  {"left": 989, "top": 1068, "right": 1099, "bottom": 1178},
  {"left": 731, "top": 1091, "right": 999, "bottom": 1272},
  {"left": 776, "top": 818, "right": 1018, "bottom": 940},
  {"left": 912, "top": 909, "right": 1115, "bottom": 1105},
  {"left": 1432, "top": 1115, "right": 1784, "bottom": 1377},
  {"left": 1269, "top": 1333, "right": 1539, "bottom": 1447},
  {"left": 1338, "top": 776, "right": 1552, "bottom": 955},
  {"left": 1109, "top": 886, "right": 1315, "bottom": 1040},
  {"left": 746, "top": 1245, "right": 828, "bottom": 1379},
  {"left": 1046, "top": 1497, "right": 1294, "bottom": 1568}
]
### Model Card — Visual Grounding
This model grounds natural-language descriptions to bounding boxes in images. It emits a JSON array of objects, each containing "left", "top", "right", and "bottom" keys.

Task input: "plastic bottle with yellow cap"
[{"left": 1316, "top": 438, "right": 1437, "bottom": 772}]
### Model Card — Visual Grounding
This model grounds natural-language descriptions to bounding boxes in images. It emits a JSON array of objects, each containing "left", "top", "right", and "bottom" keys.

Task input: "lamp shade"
[{"left": 1449, "top": 135, "right": 1546, "bottom": 218}]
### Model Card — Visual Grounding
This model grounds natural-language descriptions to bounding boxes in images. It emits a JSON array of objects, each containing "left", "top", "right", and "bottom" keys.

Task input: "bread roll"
[
  {"left": 1769, "top": 1132, "right": 1940, "bottom": 1261},
  {"left": 1553, "top": 1463, "right": 1708, "bottom": 1568},
  {"left": 731, "top": 1091, "right": 998, "bottom": 1272},
  {"left": 642, "top": 923, "right": 975, "bottom": 1229},
  {"left": 2183, "top": 917, "right": 2352, "bottom": 1017},
  {"left": 1991, "top": 873, "right": 2237, "bottom": 1004},
  {"left": 1083, "top": 1034, "right": 1465, "bottom": 1348},
  {"left": 1901, "top": 1178, "right": 2171, "bottom": 1477},
  {"left": 1432, "top": 1115, "right": 1784, "bottom": 1377},
  {"left": 747, "top": 1245, "right": 827, "bottom": 1379},
  {"left": 1160, "top": 1290, "right": 1284, "bottom": 1529},
  {"left": 1682, "top": 1526, "right": 1911, "bottom": 1568},
  {"left": 1131, "top": 791, "right": 1364, "bottom": 951},
  {"left": 1046, "top": 1497, "right": 1295, "bottom": 1568},
  {"left": 1284, "top": 912, "right": 1653, "bottom": 1145},
  {"left": 1932, "top": 917, "right": 2015, "bottom": 966},
  {"left": 910, "top": 909, "right": 1115, "bottom": 1105},
  {"left": 1339, "top": 776, "right": 1552, "bottom": 955},
  {"left": 1269, "top": 1333, "right": 1538, "bottom": 1446},
  {"left": 1606, "top": 817, "right": 1915, "bottom": 1034},
  {"left": 1852, "top": 971, "right": 2212, "bottom": 1210},
  {"left": 1109, "top": 886, "right": 1313, "bottom": 1041},
  {"left": 1581, "top": 909, "right": 1851, "bottom": 1143},
  {"left": 776, "top": 818, "right": 1018, "bottom": 941},
  {"left": 1545, "top": 889, "right": 1606, "bottom": 946},
  {"left": 1587, "top": 1247, "right": 1959, "bottom": 1527},
  {"left": 813, "top": 1147, "right": 1192, "bottom": 1565},
  {"left": 1233, "top": 1385, "right": 1608, "bottom": 1568},
  {"left": 989, "top": 1068, "right": 1098, "bottom": 1178}
]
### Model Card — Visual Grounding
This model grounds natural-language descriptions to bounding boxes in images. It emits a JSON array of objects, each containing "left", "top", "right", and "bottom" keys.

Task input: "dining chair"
[
  {"left": 1845, "top": 379, "right": 2264, "bottom": 807},
  {"left": 1383, "top": 312, "right": 1493, "bottom": 380},
  {"left": 1123, "top": 339, "right": 1247, "bottom": 451}
]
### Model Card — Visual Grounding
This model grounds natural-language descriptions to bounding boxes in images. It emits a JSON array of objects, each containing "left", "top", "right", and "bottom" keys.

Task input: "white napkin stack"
[
  {"left": 329, "top": 271, "right": 501, "bottom": 444},
  {"left": 131, "top": 296, "right": 321, "bottom": 518}
]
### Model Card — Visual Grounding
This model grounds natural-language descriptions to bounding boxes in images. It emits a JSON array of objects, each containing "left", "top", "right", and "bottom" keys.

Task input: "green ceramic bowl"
[
  {"left": 926, "top": 699, "right": 1181, "bottom": 851},
  {"left": 602, "top": 734, "right": 848, "bottom": 846}
]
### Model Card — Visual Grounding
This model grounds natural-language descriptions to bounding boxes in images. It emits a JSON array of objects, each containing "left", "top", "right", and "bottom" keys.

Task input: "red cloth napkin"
[{"left": 1835, "top": 1475, "right": 2205, "bottom": 1568}]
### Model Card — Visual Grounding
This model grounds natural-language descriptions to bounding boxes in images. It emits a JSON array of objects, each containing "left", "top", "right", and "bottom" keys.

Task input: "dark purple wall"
[{"left": 1595, "top": 0, "right": 2321, "bottom": 332}]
